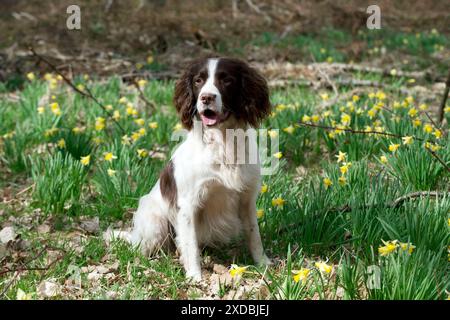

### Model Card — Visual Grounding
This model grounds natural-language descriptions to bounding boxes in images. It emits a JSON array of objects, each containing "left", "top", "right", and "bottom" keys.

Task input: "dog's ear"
[
  {"left": 239, "top": 62, "right": 271, "bottom": 127},
  {"left": 173, "top": 67, "right": 195, "bottom": 130}
]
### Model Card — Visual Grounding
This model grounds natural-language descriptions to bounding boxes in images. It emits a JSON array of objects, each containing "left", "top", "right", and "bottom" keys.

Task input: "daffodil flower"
[
  {"left": 57, "top": 139, "right": 66, "bottom": 149},
  {"left": 283, "top": 125, "right": 295, "bottom": 134},
  {"left": 137, "top": 149, "right": 148, "bottom": 158},
  {"left": 149, "top": 122, "right": 158, "bottom": 129},
  {"left": 256, "top": 209, "right": 264, "bottom": 219},
  {"left": 378, "top": 240, "right": 398, "bottom": 256},
  {"left": 103, "top": 152, "right": 117, "bottom": 162},
  {"left": 80, "top": 155, "right": 91, "bottom": 166},
  {"left": 293, "top": 268, "right": 310, "bottom": 283},
  {"left": 402, "top": 136, "right": 413, "bottom": 145},
  {"left": 26, "top": 73, "right": 35, "bottom": 81},
  {"left": 273, "top": 152, "right": 283, "bottom": 159},
  {"left": 388, "top": 143, "right": 400, "bottom": 152},
  {"left": 271, "top": 197, "right": 285, "bottom": 207},
  {"left": 229, "top": 264, "right": 248, "bottom": 278},
  {"left": 335, "top": 151, "right": 347, "bottom": 163},
  {"left": 260, "top": 184, "right": 268, "bottom": 194},
  {"left": 323, "top": 178, "right": 333, "bottom": 189},
  {"left": 315, "top": 262, "right": 332, "bottom": 274},
  {"left": 399, "top": 242, "right": 415, "bottom": 254},
  {"left": 107, "top": 169, "right": 116, "bottom": 177},
  {"left": 338, "top": 176, "right": 347, "bottom": 186}
]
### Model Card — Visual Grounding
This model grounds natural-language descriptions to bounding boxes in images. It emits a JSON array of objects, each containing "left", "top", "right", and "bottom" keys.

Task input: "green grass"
[{"left": 1, "top": 39, "right": 450, "bottom": 300}]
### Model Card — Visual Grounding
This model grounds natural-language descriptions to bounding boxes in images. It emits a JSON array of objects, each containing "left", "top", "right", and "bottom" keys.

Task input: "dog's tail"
[{"left": 103, "top": 227, "right": 132, "bottom": 244}]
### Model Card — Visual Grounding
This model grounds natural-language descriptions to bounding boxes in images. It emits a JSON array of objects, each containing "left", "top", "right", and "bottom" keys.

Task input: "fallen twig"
[{"left": 132, "top": 81, "right": 157, "bottom": 112}]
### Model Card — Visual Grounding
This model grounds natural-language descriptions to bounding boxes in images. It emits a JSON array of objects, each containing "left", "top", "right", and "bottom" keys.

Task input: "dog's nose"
[{"left": 200, "top": 93, "right": 216, "bottom": 105}]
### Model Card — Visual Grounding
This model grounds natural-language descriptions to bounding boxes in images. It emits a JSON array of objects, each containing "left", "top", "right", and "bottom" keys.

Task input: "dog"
[{"left": 112, "top": 57, "right": 272, "bottom": 281}]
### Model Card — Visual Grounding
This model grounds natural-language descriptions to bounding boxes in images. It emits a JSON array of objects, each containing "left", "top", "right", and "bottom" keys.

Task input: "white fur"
[{"left": 196, "top": 58, "right": 223, "bottom": 114}]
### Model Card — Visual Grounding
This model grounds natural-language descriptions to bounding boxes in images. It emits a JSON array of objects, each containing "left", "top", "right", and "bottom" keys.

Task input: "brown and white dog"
[{"left": 114, "top": 57, "right": 272, "bottom": 281}]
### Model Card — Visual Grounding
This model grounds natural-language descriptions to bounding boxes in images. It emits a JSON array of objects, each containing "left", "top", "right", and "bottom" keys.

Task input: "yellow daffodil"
[
  {"left": 293, "top": 268, "right": 310, "bottom": 283},
  {"left": 72, "top": 126, "right": 84, "bottom": 134},
  {"left": 302, "top": 115, "right": 311, "bottom": 122},
  {"left": 283, "top": 125, "right": 295, "bottom": 134},
  {"left": 26, "top": 72, "right": 35, "bottom": 81},
  {"left": 406, "top": 96, "right": 414, "bottom": 104},
  {"left": 378, "top": 240, "right": 398, "bottom": 256},
  {"left": 229, "top": 264, "right": 247, "bottom": 278},
  {"left": 256, "top": 209, "right": 264, "bottom": 219},
  {"left": 323, "top": 178, "right": 333, "bottom": 189},
  {"left": 80, "top": 155, "right": 91, "bottom": 166},
  {"left": 173, "top": 123, "right": 183, "bottom": 131},
  {"left": 44, "top": 127, "right": 58, "bottom": 137},
  {"left": 419, "top": 104, "right": 428, "bottom": 111},
  {"left": 105, "top": 104, "right": 113, "bottom": 111},
  {"left": 423, "top": 124, "right": 433, "bottom": 133},
  {"left": 399, "top": 242, "right": 415, "bottom": 254},
  {"left": 335, "top": 151, "right": 347, "bottom": 163},
  {"left": 402, "top": 136, "right": 413, "bottom": 145},
  {"left": 341, "top": 113, "right": 351, "bottom": 125},
  {"left": 367, "top": 108, "right": 377, "bottom": 118},
  {"left": 407, "top": 78, "right": 416, "bottom": 84},
  {"left": 388, "top": 143, "right": 400, "bottom": 152},
  {"left": 408, "top": 108, "right": 418, "bottom": 117},
  {"left": 390, "top": 69, "right": 397, "bottom": 76},
  {"left": 433, "top": 129, "right": 442, "bottom": 139},
  {"left": 273, "top": 152, "right": 283, "bottom": 159},
  {"left": 368, "top": 92, "right": 375, "bottom": 99},
  {"left": 131, "top": 131, "right": 141, "bottom": 142},
  {"left": 57, "top": 138, "right": 66, "bottom": 149},
  {"left": 121, "top": 134, "right": 131, "bottom": 145},
  {"left": 137, "top": 149, "right": 148, "bottom": 158},
  {"left": 320, "top": 93, "right": 329, "bottom": 101},
  {"left": 134, "top": 118, "right": 145, "bottom": 126},
  {"left": 118, "top": 97, "right": 128, "bottom": 104},
  {"left": 311, "top": 114, "right": 320, "bottom": 123},
  {"left": 425, "top": 142, "right": 441, "bottom": 152},
  {"left": 352, "top": 95, "right": 360, "bottom": 102},
  {"left": 393, "top": 101, "right": 401, "bottom": 109},
  {"left": 76, "top": 84, "right": 85, "bottom": 92},
  {"left": 107, "top": 169, "right": 116, "bottom": 177},
  {"left": 103, "top": 152, "right": 117, "bottom": 162},
  {"left": 340, "top": 162, "right": 352, "bottom": 175},
  {"left": 271, "top": 197, "right": 285, "bottom": 207},
  {"left": 113, "top": 110, "right": 121, "bottom": 120},
  {"left": 260, "top": 184, "right": 268, "bottom": 194},
  {"left": 444, "top": 106, "right": 450, "bottom": 114},
  {"left": 149, "top": 122, "right": 158, "bottom": 129},
  {"left": 338, "top": 176, "right": 347, "bottom": 186},
  {"left": 50, "top": 102, "right": 61, "bottom": 116},
  {"left": 147, "top": 55, "right": 154, "bottom": 64},
  {"left": 276, "top": 104, "right": 287, "bottom": 111},
  {"left": 315, "top": 262, "right": 332, "bottom": 274},
  {"left": 412, "top": 119, "right": 422, "bottom": 127},
  {"left": 37, "top": 106, "right": 45, "bottom": 114},
  {"left": 375, "top": 90, "right": 386, "bottom": 100},
  {"left": 326, "top": 56, "right": 333, "bottom": 63},
  {"left": 95, "top": 117, "right": 106, "bottom": 131},
  {"left": 137, "top": 79, "right": 147, "bottom": 88},
  {"left": 380, "top": 155, "right": 388, "bottom": 163}
]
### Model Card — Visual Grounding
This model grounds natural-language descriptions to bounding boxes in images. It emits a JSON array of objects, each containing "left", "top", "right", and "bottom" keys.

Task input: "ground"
[{"left": 0, "top": 2, "right": 449, "bottom": 300}]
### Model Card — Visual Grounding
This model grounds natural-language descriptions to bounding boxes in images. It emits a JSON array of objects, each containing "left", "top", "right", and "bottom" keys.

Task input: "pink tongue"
[{"left": 200, "top": 114, "right": 218, "bottom": 126}]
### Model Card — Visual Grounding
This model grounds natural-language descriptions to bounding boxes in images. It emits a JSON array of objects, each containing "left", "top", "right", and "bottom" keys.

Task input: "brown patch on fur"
[{"left": 160, "top": 160, "right": 177, "bottom": 207}]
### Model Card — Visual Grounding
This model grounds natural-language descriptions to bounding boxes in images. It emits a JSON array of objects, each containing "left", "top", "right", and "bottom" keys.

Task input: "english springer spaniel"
[{"left": 115, "top": 57, "right": 272, "bottom": 281}]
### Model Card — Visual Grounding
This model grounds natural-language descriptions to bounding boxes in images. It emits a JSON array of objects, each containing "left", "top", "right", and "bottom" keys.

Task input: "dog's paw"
[
  {"left": 186, "top": 271, "right": 202, "bottom": 282},
  {"left": 257, "top": 254, "right": 273, "bottom": 267}
]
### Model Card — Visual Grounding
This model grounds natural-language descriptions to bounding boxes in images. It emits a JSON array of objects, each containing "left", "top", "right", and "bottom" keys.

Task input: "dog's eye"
[
  {"left": 194, "top": 77, "right": 204, "bottom": 86},
  {"left": 222, "top": 77, "right": 234, "bottom": 86}
]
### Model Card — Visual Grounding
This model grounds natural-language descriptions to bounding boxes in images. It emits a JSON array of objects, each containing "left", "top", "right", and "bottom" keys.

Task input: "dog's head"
[{"left": 173, "top": 57, "right": 271, "bottom": 129}]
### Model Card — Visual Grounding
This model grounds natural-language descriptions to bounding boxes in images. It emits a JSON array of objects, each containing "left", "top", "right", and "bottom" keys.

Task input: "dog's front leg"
[
  {"left": 177, "top": 206, "right": 202, "bottom": 281},
  {"left": 239, "top": 191, "right": 272, "bottom": 266}
]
